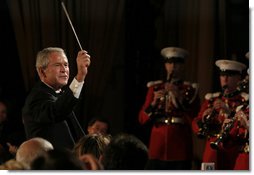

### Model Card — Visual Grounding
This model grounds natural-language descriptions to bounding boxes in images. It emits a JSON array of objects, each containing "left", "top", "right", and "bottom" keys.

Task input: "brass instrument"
[
  {"left": 197, "top": 109, "right": 217, "bottom": 138},
  {"left": 197, "top": 85, "right": 228, "bottom": 138},
  {"left": 210, "top": 111, "right": 236, "bottom": 150},
  {"left": 150, "top": 76, "right": 172, "bottom": 116},
  {"left": 210, "top": 79, "right": 249, "bottom": 149},
  {"left": 152, "top": 72, "right": 177, "bottom": 118},
  {"left": 237, "top": 76, "right": 249, "bottom": 93},
  {"left": 152, "top": 71, "right": 188, "bottom": 125},
  {"left": 164, "top": 72, "right": 185, "bottom": 112},
  {"left": 165, "top": 72, "right": 172, "bottom": 113}
]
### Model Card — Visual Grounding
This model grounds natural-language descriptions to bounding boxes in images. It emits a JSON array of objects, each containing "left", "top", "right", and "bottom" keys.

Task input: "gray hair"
[
  {"left": 16, "top": 137, "right": 54, "bottom": 169},
  {"left": 35, "top": 47, "right": 66, "bottom": 70}
]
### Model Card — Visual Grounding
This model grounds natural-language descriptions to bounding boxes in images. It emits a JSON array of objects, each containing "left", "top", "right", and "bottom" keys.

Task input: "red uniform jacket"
[
  {"left": 229, "top": 104, "right": 249, "bottom": 170},
  {"left": 139, "top": 80, "right": 199, "bottom": 161},
  {"left": 234, "top": 152, "right": 249, "bottom": 170},
  {"left": 192, "top": 91, "right": 248, "bottom": 170}
]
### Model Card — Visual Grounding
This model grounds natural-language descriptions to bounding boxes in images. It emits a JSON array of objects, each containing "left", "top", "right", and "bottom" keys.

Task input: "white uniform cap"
[
  {"left": 215, "top": 59, "right": 246, "bottom": 73},
  {"left": 161, "top": 47, "right": 189, "bottom": 60}
]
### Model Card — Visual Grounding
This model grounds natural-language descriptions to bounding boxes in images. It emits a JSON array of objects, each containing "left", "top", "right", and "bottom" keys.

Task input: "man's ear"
[
  {"left": 38, "top": 68, "right": 46, "bottom": 78},
  {"left": 87, "top": 126, "right": 92, "bottom": 134}
]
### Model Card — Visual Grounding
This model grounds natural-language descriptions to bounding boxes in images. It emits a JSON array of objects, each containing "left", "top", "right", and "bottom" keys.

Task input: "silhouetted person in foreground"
[{"left": 101, "top": 133, "right": 148, "bottom": 170}]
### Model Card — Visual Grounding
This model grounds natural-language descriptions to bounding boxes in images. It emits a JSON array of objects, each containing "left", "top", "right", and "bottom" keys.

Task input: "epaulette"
[
  {"left": 240, "top": 92, "right": 249, "bottom": 101},
  {"left": 147, "top": 80, "right": 163, "bottom": 88},
  {"left": 191, "top": 83, "right": 198, "bottom": 89},
  {"left": 236, "top": 105, "right": 244, "bottom": 112},
  {"left": 183, "top": 81, "right": 198, "bottom": 88},
  {"left": 205, "top": 92, "right": 221, "bottom": 100}
]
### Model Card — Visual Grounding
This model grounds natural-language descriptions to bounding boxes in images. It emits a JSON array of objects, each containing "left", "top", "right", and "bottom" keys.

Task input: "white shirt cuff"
[{"left": 69, "top": 78, "right": 84, "bottom": 98}]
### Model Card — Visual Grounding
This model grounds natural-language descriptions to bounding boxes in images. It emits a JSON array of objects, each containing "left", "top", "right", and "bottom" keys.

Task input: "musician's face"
[
  {"left": 220, "top": 74, "right": 241, "bottom": 92},
  {"left": 42, "top": 52, "right": 70, "bottom": 90},
  {"left": 164, "top": 62, "right": 184, "bottom": 79}
]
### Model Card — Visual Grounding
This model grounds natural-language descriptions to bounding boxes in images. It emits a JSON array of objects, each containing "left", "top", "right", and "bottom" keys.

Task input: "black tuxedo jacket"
[{"left": 22, "top": 81, "right": 85, "bottom": 150}]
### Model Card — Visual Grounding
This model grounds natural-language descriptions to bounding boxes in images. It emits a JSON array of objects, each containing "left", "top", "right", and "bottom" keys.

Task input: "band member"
[
  {"left": 192, "top": 59, "right": 247, "bottom": 170},
  {"left": 230, "top": 102, "right": 249, "bottom": 170},
  {"left": 228, "top": 52, "right": 249, "bottom": 170},
  {"left": 139, "top": 47, "right": 200, "bottom": 170}
]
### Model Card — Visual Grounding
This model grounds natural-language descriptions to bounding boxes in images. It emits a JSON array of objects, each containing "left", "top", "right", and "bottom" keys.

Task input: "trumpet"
[
  {"left": 197, "top": 85, "right": 228, "bottom": 138},
  {"left": 210, "top": 111, "right": 236, "bottom": 150},
  {"left": 197, "top": 109, "right": 217, "bottom": 138}
]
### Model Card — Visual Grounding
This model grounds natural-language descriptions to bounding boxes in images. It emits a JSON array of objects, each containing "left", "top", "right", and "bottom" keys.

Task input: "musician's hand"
[
  {"left": 165, "top": 83, "right": 179, "bottom": 97},
  {"left": 151, "top": 90, "right": 165, "bottom": 106},
  {"left": 221, "top": 118, "right": 233, "bottom": 129},
  {"left": 213, "top": 99, "right": 223, "bottom": 110},
  {"left": 213, "top": 99, "right": 230, "bottom": 114},
  {"left": 235, "top": 110, "right": 249, "bottom": 130},
  {"left": 202, "top": 108, "right": 213, "bottom": 122}
]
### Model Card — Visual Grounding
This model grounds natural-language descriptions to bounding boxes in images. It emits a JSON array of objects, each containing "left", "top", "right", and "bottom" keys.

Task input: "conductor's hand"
[{"left": 76, "top": 50, "right": 91, "bottom": 82}]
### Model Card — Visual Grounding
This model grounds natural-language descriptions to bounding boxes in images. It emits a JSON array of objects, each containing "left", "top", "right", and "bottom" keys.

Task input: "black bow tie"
[{"left": 55, "top": 89, "right": 63, "bottom": 97}]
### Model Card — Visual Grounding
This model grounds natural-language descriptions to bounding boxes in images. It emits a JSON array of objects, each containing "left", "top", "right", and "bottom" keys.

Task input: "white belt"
[{"left": 156, "top": 117, "right": 185, "bottom": 125}]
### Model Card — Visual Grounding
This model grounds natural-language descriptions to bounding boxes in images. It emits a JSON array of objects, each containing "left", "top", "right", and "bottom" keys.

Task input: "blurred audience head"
[
  {"left": 73, "top": 133, "right": 111, "bottom": 160},
  {"left": 87, "top": 117, "right": 110, "bottom": 135},
  {"left": 31, "top": 149, "right": 86, "bottom": 170},
  {"left": 101, "top": 133, "right": 148, "bottom": 170},
  {"left": 16, "top": 137, "right": 54, "bottom": 169},
  {"left": 0, "top": 159, "right": 26, "bottom": 170}
]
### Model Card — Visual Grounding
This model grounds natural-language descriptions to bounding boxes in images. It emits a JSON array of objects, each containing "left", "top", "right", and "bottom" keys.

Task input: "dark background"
[{"left": 0, "top": 0, "right": 26, "bottom": 125}]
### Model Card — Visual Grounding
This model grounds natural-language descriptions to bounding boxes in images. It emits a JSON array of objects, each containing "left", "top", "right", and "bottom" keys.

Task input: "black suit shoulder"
[
  {"left": 22, "top": 81, "right": 78, "bottom": 123},
  {"left": 22, "top": 81, "right": 82, "bottom": 149}
]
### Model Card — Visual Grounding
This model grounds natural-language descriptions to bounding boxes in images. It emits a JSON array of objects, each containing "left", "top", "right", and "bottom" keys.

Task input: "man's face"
[
  {"left": 87, "top": 121, "right": 108, "bottom": 135},
  {"left": 220, "top": 74, "right": 241, "bottom": 92},
  {"left": 42, "top": 52, "right": 69, "bottom": 90},
  {"left": 164, "top": 62, "right": 184, "bottom": 79},
  {"left": 0, "top": 102, "right": 7, "bottom": 123}
]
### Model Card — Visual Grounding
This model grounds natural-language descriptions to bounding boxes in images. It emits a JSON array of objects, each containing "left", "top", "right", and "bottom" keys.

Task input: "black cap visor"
[
  {"left": 220, "top": 70, "right": 241, "bottom": 76},
  {"left": 164, "top": 57, "right": 184, "bottom": 64}
]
